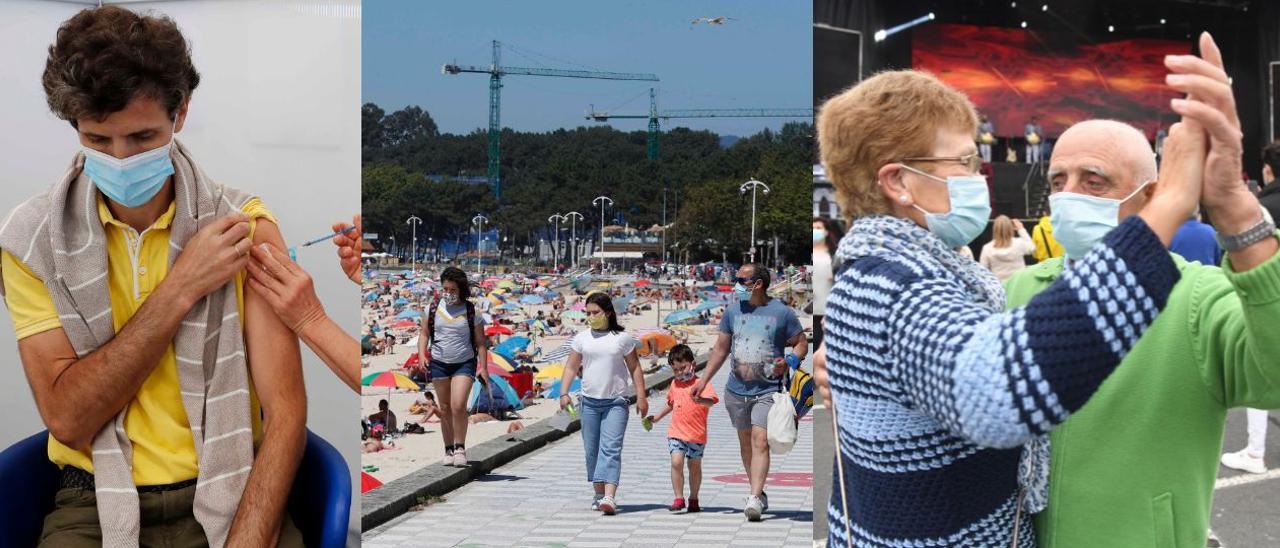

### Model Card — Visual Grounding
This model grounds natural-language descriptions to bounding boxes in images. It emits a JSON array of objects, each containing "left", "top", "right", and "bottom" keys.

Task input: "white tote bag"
[{"left": 767, "top": 392, "right": 797, "bottom": 454}]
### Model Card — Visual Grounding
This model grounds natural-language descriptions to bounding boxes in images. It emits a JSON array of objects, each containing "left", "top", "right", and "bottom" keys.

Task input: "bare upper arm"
[
  {"left": 17, "top": 328, "right": 78, "bottom": 422},
  {"left": 243, "top": 220, "right": 306, "bottom": 418}
]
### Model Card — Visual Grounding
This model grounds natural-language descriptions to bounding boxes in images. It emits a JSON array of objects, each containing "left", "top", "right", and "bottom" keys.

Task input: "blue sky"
[{"left": 363, "top": 0, "right": 812, "bottom": 137}]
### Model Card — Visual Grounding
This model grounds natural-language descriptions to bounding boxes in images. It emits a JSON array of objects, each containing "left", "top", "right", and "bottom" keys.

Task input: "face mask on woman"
[
  {"left": 588, "top": 313, "right": 609, "bottom": 330},
  {"left": 899, "top": 164, "right": 991, "bottom": 248},
  {"left": 443, "top": 291, "right": 460, "bottom": 305},
  {"left": 813, "top": 229, "right": 827, "bottom": 243}
]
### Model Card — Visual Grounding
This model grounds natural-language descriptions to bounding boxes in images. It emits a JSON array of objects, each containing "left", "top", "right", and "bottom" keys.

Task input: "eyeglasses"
[
  {"left": 900, "top": 152, "right": 984, "bottom": 174},
  {"left": 733, "top": 276, "right": 758, "bottom": 285}
]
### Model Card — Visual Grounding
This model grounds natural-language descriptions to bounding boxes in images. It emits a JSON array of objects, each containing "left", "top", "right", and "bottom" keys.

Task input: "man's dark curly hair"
[{"left": 42, "top": 6, "right": 199, "bottom": 126}]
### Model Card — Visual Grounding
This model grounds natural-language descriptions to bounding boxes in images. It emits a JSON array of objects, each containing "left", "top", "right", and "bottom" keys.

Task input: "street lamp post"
[
  {"left": 565, "top": 211, "right": 583, "bottom": 269},
  {"left": 548, "top": 213, "right": 566, "bottom": 272},
  {"left": 406, "top": 215, "right": 423, "bottom": 274},
  {"left": 592, "top": 196, "right": 613, "bottom": 268},
  {"left": 472, "top": 214, "right": 489, "bottom": 275},
  {"left": 739, "top": 179, "right": 770, "bottom": 264}
]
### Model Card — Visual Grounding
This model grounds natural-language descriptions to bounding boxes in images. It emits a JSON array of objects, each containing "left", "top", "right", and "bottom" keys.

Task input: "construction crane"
[
  {"left": 586, "top": 88, "right": 812, "bottom": 161},
  {"left": 443, "top": 41, "right": 659, "bottom": 200}
]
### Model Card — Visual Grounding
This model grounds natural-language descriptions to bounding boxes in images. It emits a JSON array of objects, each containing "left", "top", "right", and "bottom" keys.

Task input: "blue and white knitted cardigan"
[{"left": 824, "top": 215, "right": 1178, "bottom": 547}]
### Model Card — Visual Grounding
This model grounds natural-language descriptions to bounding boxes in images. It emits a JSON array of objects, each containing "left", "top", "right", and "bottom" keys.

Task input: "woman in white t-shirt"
[
  {"left": 559, "top": 292, "right": 648, "bottom": 515},
  {"left": 978, "top": 215, "right": 1036, "bottom": 281}
]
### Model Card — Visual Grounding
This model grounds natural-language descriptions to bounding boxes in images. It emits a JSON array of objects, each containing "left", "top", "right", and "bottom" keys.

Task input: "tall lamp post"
[
  {"left": 472, "top": 214, "right": 489, "bottom": 275},
  {"left": 565, "top": 211, "right": 583, "bottom": 269},
  {"left": 739, "top": 179, "right": 770, "bottom": 264},
  {"left": 593, "top": 195, "right": 613, "bottom": 268},
  {"left": 549, "top": 213, "right": 566, "bottom": 272},
  {"left": 406, "top": 215, "right": 422, "bottom": 275}
]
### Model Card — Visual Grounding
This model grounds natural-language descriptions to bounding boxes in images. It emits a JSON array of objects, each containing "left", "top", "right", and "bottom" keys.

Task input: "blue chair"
[{"left": 0, "top": 429, "right": 350, "bottom": 548}]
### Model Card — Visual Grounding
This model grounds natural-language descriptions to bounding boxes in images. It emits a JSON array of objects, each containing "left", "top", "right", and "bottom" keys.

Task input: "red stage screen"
[{"left": 912, "top": 23, "right": 1190, "bottom": 140}]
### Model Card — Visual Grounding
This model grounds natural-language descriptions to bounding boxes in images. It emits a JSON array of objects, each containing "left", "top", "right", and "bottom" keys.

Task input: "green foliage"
[{"left": 362, "top": 104, "right": 812, "bottom": 264}]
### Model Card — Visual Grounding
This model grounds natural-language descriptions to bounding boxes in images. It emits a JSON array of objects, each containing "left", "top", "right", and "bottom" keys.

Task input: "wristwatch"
[{"left": 1216, "top": 207, "right": 1276, "bottom": 252}]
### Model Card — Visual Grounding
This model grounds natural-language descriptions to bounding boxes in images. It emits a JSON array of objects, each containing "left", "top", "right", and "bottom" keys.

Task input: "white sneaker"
[
  {"left": 760, "top": 491, "right": 769, "bottom": 511},
  {"left": 441, "top": 453, "right": 455, "bottom": 466},
  {"left": 1221, "top": 449, "right": 1267, "bottom": 474},
  {"left": 744, "top": 495, "right": 764, "bottom": 522},
  {"left": 598, "top": 495, "right": 617, "bottom": 515},
  {"left": 452, "top": 449, "right": 468, "bottom": 467}
]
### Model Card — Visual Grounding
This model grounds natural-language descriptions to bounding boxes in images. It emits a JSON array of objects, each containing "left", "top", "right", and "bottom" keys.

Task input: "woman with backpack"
[{"left": 419, "top": 267, "right": 490, "bottom": 467}]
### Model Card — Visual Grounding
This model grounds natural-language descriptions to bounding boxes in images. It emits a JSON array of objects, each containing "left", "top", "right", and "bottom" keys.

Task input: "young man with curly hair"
[{"left": 0, "top": 6, "right": 305, "bottom": 546}]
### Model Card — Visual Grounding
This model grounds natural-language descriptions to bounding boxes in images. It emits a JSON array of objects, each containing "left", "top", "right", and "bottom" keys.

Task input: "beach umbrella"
[
  {"left": 637, "top": 332, "right": 679, "bottom": 357},
  {"left": 534, "top": 364, "right": 565, "bottom": 382},
  {"left": 693, "top": 301, "right": 724, "bottom": 313},
  {"left": 498, "top": 280, "right": 517, "bottom": 289},
  {"left": 612, "top": 297, "right": 633, "bottom": 314},
  {"left": 562, "top": 310, "right": 586, "bottom": 320},
  {"left": 533, "top": 286, "right": 548, "bottom": 293},
  {"left": 519, "top": 295, "right": 545, "bottom": 305},
  {"left": 393, "top": 319, "right": 416, "bottom": 329},
  {"left": 488, "top": 351, "right": 517, "bottom": 372},
  {"left": 361, "top": 472, "right": 383, "bottom": 493},
  {"left": 498, "top": 303, "right": 521, "bottom": 311},
  {"left": 395, "top": 309, "right": 422, "bottom": 320},
  {"left": 634, "top": 279, "right": 651, "bottom": 287},
  {"left": 468, "top": 375, "right": 523, "bottom": 411},
  {"left": 486, "top": 360, "right": 514, "bottom": 378},
  {"left": 485, "top": 324, "right": 513, "bottom": 337},
  {"left": 492, "top": 336, "right": 530, "bottom": 361},
  {"left": 664, "top": 310, "right": 699, "bottom": 325},
  {"left": 410, "top": 287, "right": 427, "bottom": 294},
  {"left": 715, "top": 285, "right": 733, "bottom": 293},
  {"left": 487, "top": 294, "right": 504, "bottom": 306},
  {"left": 571, "top": 301, "right": 586, "bottom": 311},
  {"left": 394, "top": 297, "right": 409, "bottom": 306},
  {"left": 361, "top": 371, "right": 419, "bottom": 391},
  {"left": 542, "top": 378, "right": 581, "bottom": 399},
  {"left": 364, "top": 291, "right": 378, "bottom": 301}
]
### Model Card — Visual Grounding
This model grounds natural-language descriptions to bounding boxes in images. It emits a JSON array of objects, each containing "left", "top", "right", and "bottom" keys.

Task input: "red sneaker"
[
  {"left": 687, "top": 498, "right": 701, "bottom": 513},
  {"left": 669, "top": 497, "right": 686, "bottom": 512}
]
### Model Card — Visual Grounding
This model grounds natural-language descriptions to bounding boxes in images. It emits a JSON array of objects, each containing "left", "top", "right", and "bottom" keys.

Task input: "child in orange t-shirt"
[{"left": 647, "top": 344, "right": 718, "bottom": 512}]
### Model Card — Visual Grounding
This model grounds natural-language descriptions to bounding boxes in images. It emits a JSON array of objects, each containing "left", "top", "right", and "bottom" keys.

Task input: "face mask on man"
[
  {"left": 733, "top": 282, "right": 753, "bottom": 302},
  {"left": 899, "top": 164, "right": 992, "bottom": 248},
  {"left": 82, "top": 124, "right": 177, "bottom": 208},
  {"left": 1049, "top": 181, "right": 1152, "bottom": 260}
]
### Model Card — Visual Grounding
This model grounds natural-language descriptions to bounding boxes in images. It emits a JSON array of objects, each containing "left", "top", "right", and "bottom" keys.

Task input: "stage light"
[
  {"left": 1021, "top": 21, "right": 1028, "bottom": 28},
  {"left": 1160, "top": 18, "right": 1166, "bottom": 24},
  {"left": 1011, "top": 2, "right": 1017, "bottom": 7},
  {"left": 1108, "top": 25, "right": 1115, "bottom": 32},
  {"left": 1042, "top": 4, "right": 1048, "bottom": 11},
  {"left": 874, "top": 12, "right": 936, "bottom": 42}
]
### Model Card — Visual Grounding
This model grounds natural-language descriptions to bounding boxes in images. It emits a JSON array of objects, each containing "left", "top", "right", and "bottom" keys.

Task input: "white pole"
[{"left": 406, "top": 215, "right": 422, "bottom": 275}]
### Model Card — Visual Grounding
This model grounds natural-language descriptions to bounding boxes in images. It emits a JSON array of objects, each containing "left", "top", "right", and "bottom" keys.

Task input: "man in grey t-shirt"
[{"left": 690, "top": 263, "right": 806, "bottom": 522}]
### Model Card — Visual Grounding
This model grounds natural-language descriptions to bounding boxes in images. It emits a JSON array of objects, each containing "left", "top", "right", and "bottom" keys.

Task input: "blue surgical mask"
[
  {"left": 900, "top": 164, "right": 991, "bottom": 248},
  {"left": 1049, "top": 181, "right": 1151, "bottom": 260},
  {"left": 82, "top": 133, "right": 175, "bottom": 208},
  {"left": 733, "top": 283, "right": 751, "bottom": 301},
  {"left": 812, "top": 229, "right": 827, "bottom": 243}
]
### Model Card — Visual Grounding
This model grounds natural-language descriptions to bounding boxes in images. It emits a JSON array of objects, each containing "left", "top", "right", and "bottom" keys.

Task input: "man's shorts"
[
  {"left": 668, "top": 438, "right": 706, "bottom": 460},
  {"left": 724, "top": 391, "right": 773, "bottom": 431}
]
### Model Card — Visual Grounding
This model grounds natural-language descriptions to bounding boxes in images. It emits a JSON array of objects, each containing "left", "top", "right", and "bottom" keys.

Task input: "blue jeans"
[{"left": 580, "top": 395, "right": 629, "bottom": 486}]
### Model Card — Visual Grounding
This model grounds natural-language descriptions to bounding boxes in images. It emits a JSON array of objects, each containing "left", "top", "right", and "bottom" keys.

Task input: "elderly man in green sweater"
[{"left": 1004, "top": 34, "right": 1280, "bottom": 548}]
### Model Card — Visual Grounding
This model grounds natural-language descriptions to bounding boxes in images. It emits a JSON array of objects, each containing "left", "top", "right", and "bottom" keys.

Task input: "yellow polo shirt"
[{"left": 1, "top": 195, "right": 273, "bottom": 486}]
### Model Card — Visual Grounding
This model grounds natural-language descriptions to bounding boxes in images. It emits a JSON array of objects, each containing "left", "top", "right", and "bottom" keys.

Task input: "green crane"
[
  {"left": 443, "top": 41, "right": 659, "bottom": 200},
  {"left": 586, "top": 88, "right": 813, "bottom": 161}
]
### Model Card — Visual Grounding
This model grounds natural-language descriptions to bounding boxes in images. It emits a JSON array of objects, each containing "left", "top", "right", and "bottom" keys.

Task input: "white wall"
[{"left": 0, "top": 0, "right": 361, "bottom": 538}]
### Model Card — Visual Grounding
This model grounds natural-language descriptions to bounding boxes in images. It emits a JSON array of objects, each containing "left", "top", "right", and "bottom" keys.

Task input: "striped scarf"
[{"left": 0, "top": 141, "right": 256, "bottom": 547}]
